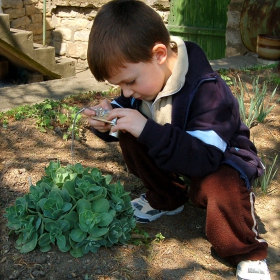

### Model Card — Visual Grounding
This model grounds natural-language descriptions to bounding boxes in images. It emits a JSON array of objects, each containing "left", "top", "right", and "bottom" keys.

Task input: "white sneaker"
[
  {"left": 131, "top": 193, "right": 184, "bottom": 223},
  {"left": 236, "top": 260, "right": 271, "bottom": 280}
]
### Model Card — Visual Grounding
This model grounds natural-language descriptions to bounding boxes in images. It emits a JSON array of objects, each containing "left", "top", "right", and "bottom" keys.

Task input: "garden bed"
[{"left": 0, "top": 66, "right": 279, "bottom": 280}]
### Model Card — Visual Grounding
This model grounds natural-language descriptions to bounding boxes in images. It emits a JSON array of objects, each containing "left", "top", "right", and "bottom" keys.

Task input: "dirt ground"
[{"left": 0, "top": 67, "right": 279, "bottom": 280}]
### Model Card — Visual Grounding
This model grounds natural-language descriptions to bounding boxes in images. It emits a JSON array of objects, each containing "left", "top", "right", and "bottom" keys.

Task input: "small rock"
[
  {"left": 9, "top": 269, "right": 22, "bottom": 279},
  {"left": 17, "top": 168, "right": 26, "bottom": 174},
  {"left": 94, "top": 269, "right": 102, "bottom": 274},
  {"left": 32, "top": 270, "right": 45, "bottom": 277},
  {"left": 34, "top": 255, "right": 47, "bottom": 264}
]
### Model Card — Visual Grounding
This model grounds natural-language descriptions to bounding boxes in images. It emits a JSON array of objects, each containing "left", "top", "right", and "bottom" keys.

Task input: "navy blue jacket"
[{"left": 93, "top": 42, "right": 264, "bottom": 188}]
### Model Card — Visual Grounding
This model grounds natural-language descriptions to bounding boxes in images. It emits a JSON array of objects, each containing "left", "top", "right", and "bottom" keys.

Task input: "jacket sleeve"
[{"left": 137, "top": 78, "right": 240, "bottom": 177}]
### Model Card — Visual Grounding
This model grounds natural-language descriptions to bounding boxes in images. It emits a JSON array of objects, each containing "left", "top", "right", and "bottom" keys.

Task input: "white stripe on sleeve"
[{"left": 186, "top": 130, "right": 227, "bottom": 152}]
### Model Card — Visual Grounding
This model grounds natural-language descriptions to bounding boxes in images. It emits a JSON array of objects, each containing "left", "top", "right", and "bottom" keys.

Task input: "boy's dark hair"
[{"left": 87, "top": 0, "right": 170, "bottom": 81}]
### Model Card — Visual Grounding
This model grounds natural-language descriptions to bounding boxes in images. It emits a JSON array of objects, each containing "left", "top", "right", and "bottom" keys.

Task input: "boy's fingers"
[
  {"left": 83, "top": 107, "right": 97, "bottom": 116},
  {"left": 108, "top": 108, "right": 130, "bottom": 119}
]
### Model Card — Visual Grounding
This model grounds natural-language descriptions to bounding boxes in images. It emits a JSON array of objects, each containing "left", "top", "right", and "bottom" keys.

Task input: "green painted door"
[{"left": 167, "top": 0, "right": 231, "bottom": 59}]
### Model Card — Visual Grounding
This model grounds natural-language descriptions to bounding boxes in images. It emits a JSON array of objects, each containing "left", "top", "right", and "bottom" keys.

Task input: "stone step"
[
  {"left": 33, "top": 43, "right": 56, "bottom": 70},
  {"left": 54, "top": 57, "right": 76, "bottom": 78},
  {"left": 0, "top": 13, "right": 75, "bottom": 80},
  {"left": 0, "top": 14, "right": 10, "bottom": 34},
  {"left": 6, "top": 28, "right": 34, "bottom": 58}
]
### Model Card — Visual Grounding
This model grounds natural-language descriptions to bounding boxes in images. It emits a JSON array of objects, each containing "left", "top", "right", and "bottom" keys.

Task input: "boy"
[{"left": 84, "top": 0, "right": 270, "bottom": 279}]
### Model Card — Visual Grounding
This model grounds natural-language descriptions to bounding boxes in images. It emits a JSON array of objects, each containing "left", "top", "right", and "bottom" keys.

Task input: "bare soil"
[{"left": 0, "top": 68, "right": 280, "bottom": 280}]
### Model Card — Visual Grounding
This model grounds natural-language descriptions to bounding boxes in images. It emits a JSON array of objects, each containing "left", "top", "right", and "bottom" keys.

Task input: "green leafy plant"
[
  {"left": 0, "top": 99, "right": 84, "bottom": 140},
  {"left": 254, "top": 154, "right": 278, "bottom": 194},
  {"left": 5, "top": 161, "right": 136, "bottom": 257},
  {"left": 34, "top": 100, "right": 82, "bottom": 140}
]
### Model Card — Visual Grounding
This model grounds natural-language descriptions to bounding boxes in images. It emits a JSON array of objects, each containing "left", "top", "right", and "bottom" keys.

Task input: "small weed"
[
  {"left": 256, "top": 83, "right": 277, "bottom": 123},
  {"left": 154, "top": 232, "right": 165, "bottom": 242},
  {"left": 232, "top": 76, "right": 277, "bottom": 128},
  {"left": 130, "top": 227, "right": 150, "bottom": 245},
  {"left": 243, "top": 63, "right": 278, "bottom": 72},
  {"left": 218, "top": 68, "right": 230, "bottom": 75},
  {"left": 232, "top": 76, "right": 257, "bottom": 128},
  {"left": 267, "top": 73, "right": 280, "bottom": 85},
  {"left": 2, "top": 118, "right": 8, "bottom": 129},
  {"left": 221, "top": 74, "right": 233, "bottom": 86},
  {"left": 218, "top": 68, "right": 233, "bottom": 86},
  {"left": 254, "top": 154, "right": 278, "bottom": 194}
]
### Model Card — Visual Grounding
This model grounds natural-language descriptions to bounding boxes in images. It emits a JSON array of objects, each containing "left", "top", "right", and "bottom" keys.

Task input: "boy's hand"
[
  {"left": 83, "top": 100, "right": 113, "bottom": 133},
  {"left": 108, "top": 108, "right": 147, "bottom": 138}
]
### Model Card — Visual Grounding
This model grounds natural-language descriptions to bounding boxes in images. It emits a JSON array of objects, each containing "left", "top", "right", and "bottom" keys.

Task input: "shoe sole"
[{"left": 133, "top": 205, "right": 184, "bottom": 223}]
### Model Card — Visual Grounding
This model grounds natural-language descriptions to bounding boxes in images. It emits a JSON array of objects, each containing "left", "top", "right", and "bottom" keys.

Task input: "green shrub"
[{"left": 4, "top": 161, "right": 136, "bottom": 257}]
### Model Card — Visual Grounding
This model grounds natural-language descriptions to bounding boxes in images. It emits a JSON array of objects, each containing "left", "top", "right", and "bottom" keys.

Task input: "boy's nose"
[{"left": 122, "top": 87, "right": 134, "bottom": 98}]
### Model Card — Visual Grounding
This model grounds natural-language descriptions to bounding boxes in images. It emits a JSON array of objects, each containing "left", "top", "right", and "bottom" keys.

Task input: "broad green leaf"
[
  {"left": 38, "top": 233, "right": 51, "bottom": 247},
  {"left": 38, "top": 197, "right": 47, "bottom": 212},
  {"left": 58, "top": 113, "right": 67, "bottom": 124},
  {"left": 88, "top": 226, "right": 109, "bottom": 237},
  {"left": 52, "top": 168, "right": 69, "bottom": 186},
  {"left": 104, "top": 174, "right": 112, "bottom": 185},
  {"left": 45, "top": 161, "right": 60, "bottom": 177},
  {"left": 40, "top": 244, "right": 52, "bottom": 252},
  {"left": 63, "top": 212, "right": 78, "bottom": 229},
  {"left": 45, "top": 191, "right": 63, "bottom": 208},
  {"left": 79, "top": 210, "right": 100, "bottom": 232},
  {"left": 71, "top": 162, "right": 86, "bottom": 174},
  {"left": 70, "top": 229, "right": 87, "bottom": 242},
  {"left": 42, "top": 104, "right": 52, "bottom": 110},
  {"left": 60, "top": 188, "right": 71, "bottom": 203},
  {"left": 56, "top": 235, "right": 67, "bottom": 251},
  {"left": 81, "top": 175, "right": 96, "bottom": 184},
  {"left": 45, "top": 221, "right": 59, "bottom": 232},
  {"left": 58, "top": 220, "right": 70, "bottom": 232},
  {"left": 15, "top": 234, "right": 24, "bottom": 247},
  {"left": 70, "top": 247, "right": 84, "bottom": 258},
  {"left": 63, "top": 180, "right": 76, "bottom": 196},
  {"left": 97, "top": 212, "right": 114, "bottom": 227},
  {"left": 20, "top": 233, "right": 38, "bottom": 253},
  {"left": 91, "top": 198, "right": 110, "bottom": 213},
  {"left": 76, "top": 198, "right": 91, "bottom": 214},
  {"left": 61, "top": 202, "right": 72, "bottom": 213},
  {"left": 35, "top": 217, "right": 42, "bottom": 230}
]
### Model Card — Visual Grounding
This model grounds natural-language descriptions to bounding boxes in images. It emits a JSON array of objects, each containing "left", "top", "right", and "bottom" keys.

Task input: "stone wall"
[
  {"left": 1, "top": 0, "right": 170, "bottom": 69},
  {"left": 51, "top": 0, "right": 170, "bottom": 68},
  {"left": 1, "top": 0, "right": 248, "bottom": 69},
  {"left": 1, "top": 0, "right": 53, "bottom": 44}
]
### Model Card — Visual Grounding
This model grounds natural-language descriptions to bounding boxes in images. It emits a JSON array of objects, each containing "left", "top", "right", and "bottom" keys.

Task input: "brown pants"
[{"left": 119, "top": 132, "right": 268, "bottom": 265}]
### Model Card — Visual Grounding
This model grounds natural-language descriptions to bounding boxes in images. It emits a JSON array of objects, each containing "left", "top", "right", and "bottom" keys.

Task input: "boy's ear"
[{"left": 152, "top": 43, "right": 167, "bottom": 64}]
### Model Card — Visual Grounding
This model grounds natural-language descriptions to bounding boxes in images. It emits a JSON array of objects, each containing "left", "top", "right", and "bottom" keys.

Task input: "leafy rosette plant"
[{"left": 5, "top": 161, "right": 136, "bottom": 257}]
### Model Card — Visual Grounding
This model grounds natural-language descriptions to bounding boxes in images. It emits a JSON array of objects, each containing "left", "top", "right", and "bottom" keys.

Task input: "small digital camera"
[{"left": 91, "top": 108, "right": 119, "bottom": 138}]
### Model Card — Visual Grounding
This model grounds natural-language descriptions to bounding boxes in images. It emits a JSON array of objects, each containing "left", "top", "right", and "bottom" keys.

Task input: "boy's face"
[{"left": 107, "top": 59, "right": 167, "bottom": 102}]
